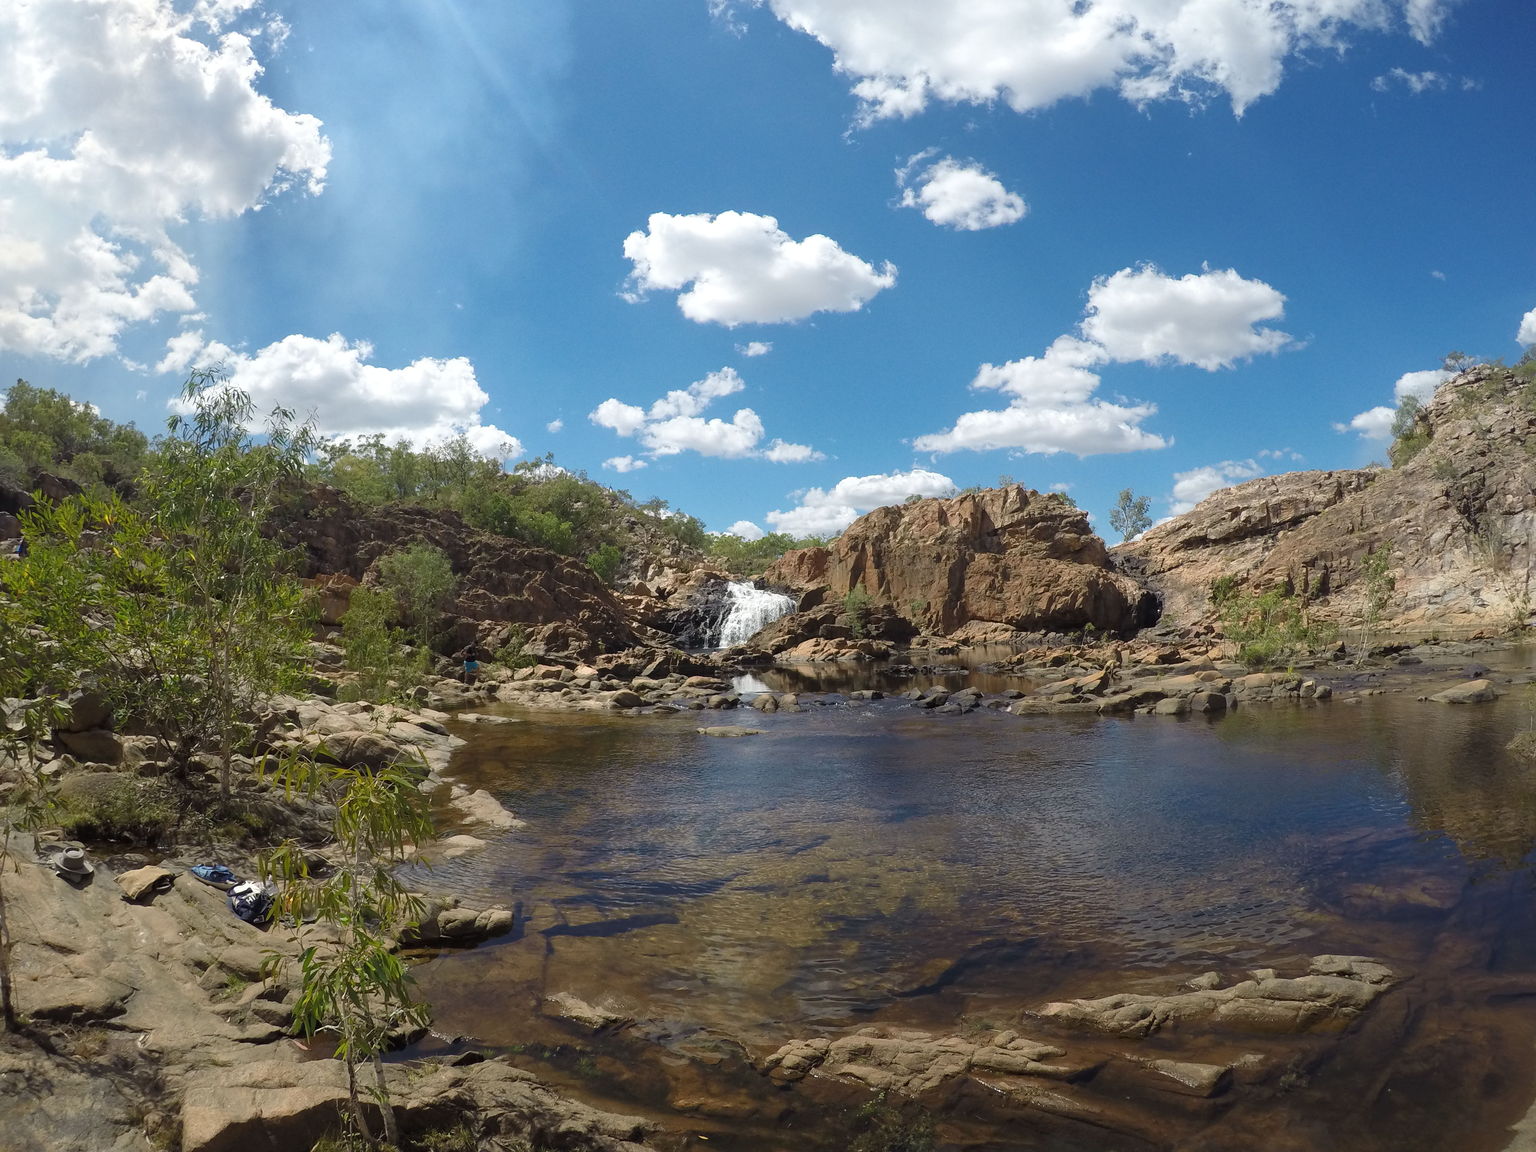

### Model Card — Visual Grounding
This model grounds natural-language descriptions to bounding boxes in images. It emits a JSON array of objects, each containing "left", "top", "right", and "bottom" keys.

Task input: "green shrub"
[
  {"left": 843, "top": 587, "right": 873, "bottom": 639},
  {"left": 586, "top": 543, "right": 622, "bottom": 585},
  {"left": 494, "top": 625, "right": 537, "bottom": 671},
  {"left": 58, "top": 777, "right": 175, "bottom": 846},
  {"left": 339, "top": 584, "right": 428, "bottom": 703},
  {"left": 1388, "top": 395, "right": 1429, "bottom": 466},
  {"left": 377, "top": 543, "right": 457, "bottom": 653},
  {"left": 1219, "top": 586, "right": 1337, "bottom": 669}
]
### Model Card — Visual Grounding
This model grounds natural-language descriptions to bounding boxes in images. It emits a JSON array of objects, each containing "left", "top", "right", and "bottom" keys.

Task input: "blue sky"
[{"left": 3, "top": 0, "right": 1534, "bottom": 539}]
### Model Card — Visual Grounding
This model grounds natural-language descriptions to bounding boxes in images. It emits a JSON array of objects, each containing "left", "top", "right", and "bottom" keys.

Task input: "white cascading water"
[{"left": 714, "top": 581, "right": 795, "bottom": 648}]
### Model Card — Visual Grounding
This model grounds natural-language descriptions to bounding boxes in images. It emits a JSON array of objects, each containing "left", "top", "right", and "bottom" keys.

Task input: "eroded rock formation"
[
  {"left": 1120, "top": 365, "right": 1536, "bottom": 634},
  {"left": 764, "top": 486, "right": 1154, "bottom": 640},
  {"left": 280, "top": 488, "right": 647, "bottom": 660}
]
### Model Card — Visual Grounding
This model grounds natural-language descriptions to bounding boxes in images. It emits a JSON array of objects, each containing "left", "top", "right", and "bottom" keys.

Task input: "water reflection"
[{"left": 414, "top": 688, "right": 1536, "bottom": 1149}]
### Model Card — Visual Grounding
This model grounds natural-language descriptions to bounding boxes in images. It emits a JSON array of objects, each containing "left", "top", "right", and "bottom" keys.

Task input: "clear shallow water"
[{"left": 411, "top": 686, "right": 1536, "bottom": 1150}]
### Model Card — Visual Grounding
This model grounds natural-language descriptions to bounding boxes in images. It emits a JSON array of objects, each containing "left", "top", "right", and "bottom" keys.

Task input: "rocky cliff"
[
  {"left": 1120, "top": 365, "right": 1536, "bottom": 634},
  {"left": 280, "top": 487, "right": 649, "bottom": 659},
  {"left": 765, "top": 485, "right": 1154, "bottom": 640}
]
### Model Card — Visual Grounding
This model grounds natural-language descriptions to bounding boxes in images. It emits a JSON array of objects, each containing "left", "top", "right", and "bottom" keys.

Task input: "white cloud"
[
  {"left": 590, "top": 398, "right": 648, "bottom": 438},
  {"left": 1406, "top": 0, "right": 1457, "bottom": 44},
  {"left": 0, "top": 0, "right": 329, "bottom": 363},
  {"left": 1168, "top": 459, "right": 1263, "bottom": 516},
  {"left": 1519, "top": 307, "right": 1536, "bottom": 346},
  {"left": 916, "top": 264, "right": 1291, "bottom": 456},
  {"left": 590, "top": 365, "right": 823, "bottom": 463},
  {"left": 1371, "top": 68, "right": 1448, "bottom": 93},
  {"left": 897, "top": 152, "right": 1026, "bottom": 231},
  {"left": 913, "top": 334, "right": 1159, "bottom": 455},
  {"left": 736, "top": 340, "right": 773, "bottom": 357},
  {"left": 622, "top": 211, "right": 896, "bottom": 327},
  {"left": 1336, "top": 367, "right": 1452, "bottom": 439},
  {"left": 746, "top": 0, "right": 1448, "bottom": 123},
  {"left": 766, "top": 468, "right": 957, "bottom": 537},
  {"left": 1394, "top": 368, "right": 1451, "bottom": 402},
  {"left": 546, "top": 418, "right": 564, "bottom": 433},
  {"left": 763, "top": 439, "right": 822, "bottom": 463},
  {"left": 156, "top": 328, "right": 233, "bottom": 376},
  {"left": 643, "top": 408, "right": 767, "bottom": 459},
  {"left": 1080, "top": 265, "right": 1291, "bottom": 370},
  {"left": 603, "top": 455, "right": 647, "bottom": 473},
  {"left": 177, "top": 331, "right": 521, "bottom": 457},
  {"left": 1336, "top": 405, "right": 1397, "bottom": 440},
  {"left": 724, "top": 519, "right": 764, "bottom": 540}
]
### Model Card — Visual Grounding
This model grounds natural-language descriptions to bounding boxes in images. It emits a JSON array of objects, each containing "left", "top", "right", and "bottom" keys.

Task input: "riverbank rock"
[
  {"left": 1429, "top": 678, "right": 1500, "bottom": 703},
  {"left": 1036, "top": 955, "right": 1394, "bottom": 1037},
  {"left": 765, "top": 485, "right": 1154, "bottom": 638},
  {"left": 179, "top": 1057, "right": 653, "bottom": 1152}
]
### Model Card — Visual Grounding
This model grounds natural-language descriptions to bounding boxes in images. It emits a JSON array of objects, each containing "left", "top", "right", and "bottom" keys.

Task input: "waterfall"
[{"left": 714, "top": 581, "right": 795, "bottom": 648}]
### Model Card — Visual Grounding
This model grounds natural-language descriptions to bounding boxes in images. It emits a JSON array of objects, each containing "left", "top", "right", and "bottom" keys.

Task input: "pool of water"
[{"left": 410, "top": 683, "right": 1536, "bottom": 1150}]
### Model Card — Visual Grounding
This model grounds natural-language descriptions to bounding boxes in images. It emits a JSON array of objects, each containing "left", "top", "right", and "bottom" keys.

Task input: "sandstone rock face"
[
  {"left": 765, "top": 486, "right": 1153, "bottom": 637},
  {"left": 280, "top": 489, "right": 646, "bottom": 660},
  {"left": 1119, "top": 366, "right": 1536, "bottom": 634},
  {"left": 1117, "top": 470, "right": 1375, "bottom": 624}
]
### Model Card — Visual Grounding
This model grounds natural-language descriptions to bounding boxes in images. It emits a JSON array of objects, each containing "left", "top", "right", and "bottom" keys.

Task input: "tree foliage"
[
  {"left": 376, "top": 543, "right": 457, "bottom": 654},
  {"left": 339, "top": 585, "right": 428, "bottom": 703},
  {"left": 1388, "top": 395, "right": 1429, "bottom": 467},
  {"left": 1108, "top": 488, "right": 1152, "bottom": 541},
  {"left": 707, "top": 531, "right": 829, "bottom": 576},
  {"left": 0, "top": 380, "right": 148, "bottom": 493},
  {"left": 0, "top": 375, "right": 317, "bottom": 803},
  {"left": 262, "top": 753, "right": 435, "bottom": 1150}
]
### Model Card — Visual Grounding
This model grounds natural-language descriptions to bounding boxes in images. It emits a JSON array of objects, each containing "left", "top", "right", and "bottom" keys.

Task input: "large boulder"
[{"left": 765, "top": 486, "right": 1153, "bottom": 637}]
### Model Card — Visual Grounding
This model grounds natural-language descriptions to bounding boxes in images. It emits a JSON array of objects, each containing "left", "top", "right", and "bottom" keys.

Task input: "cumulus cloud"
[
  {"left": 1080, "top": 265, "right": 1291, "bottom": 370},
  {"left": 766, "top": 468, "right": 957, "bottom": 537},
  {"left": 603, "top": 455, "right": 647, "bottom": 473},
  {"left": 1339, "top": 406, "right": 1397, "bottom": 440},
  {"left": 1168, "top": 459, "right": 1264, "bottom": 516},
  {"left": 622, "top": 211, "right": 896, "bottom": 327},
  {"left": 724, "top": 519, "right": 765, "bottom": 540},
  {"left": 0, "top": 0, "right": 329, "bottom": 363},
  {"left": 546, "top": 418, "right": 564, "bottom": 433},
  {"left": 736, "top": 341, "right": 773, "bottom": 357},
  {"left": 896, "top": 152, "right": 1026, "bottom": 231},
  {"left": 590, "top": 366, "right": 823, "bottom": 462},
  {"left": 173, "top": 331, "right": 521, "bottom": 457},
  {"left": 740, "top": 0, "right": 1452, "bottom": 122},
  {"left": 1519, "top": 306, "right": 1536, "bottom": 346},
  {"left": 1394, "top": 368, "right": 1452, "bottom": 402},
  {"left": 1335, "top": 367, "right": 1452, "bottom": 439},
  {"left": 915, "top": 265, "right": 1290, "bottom": 456}
]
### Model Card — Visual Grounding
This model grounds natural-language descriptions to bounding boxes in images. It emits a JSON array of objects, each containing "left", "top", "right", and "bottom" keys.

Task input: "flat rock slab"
[{"left": 697, "top": 726, "right": 764, "bottom": 737}]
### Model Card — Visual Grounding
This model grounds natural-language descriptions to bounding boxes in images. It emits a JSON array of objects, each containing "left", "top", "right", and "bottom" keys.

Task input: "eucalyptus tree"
[{"left": 0, "top": 374, "right": 318, "bottom": 805}]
